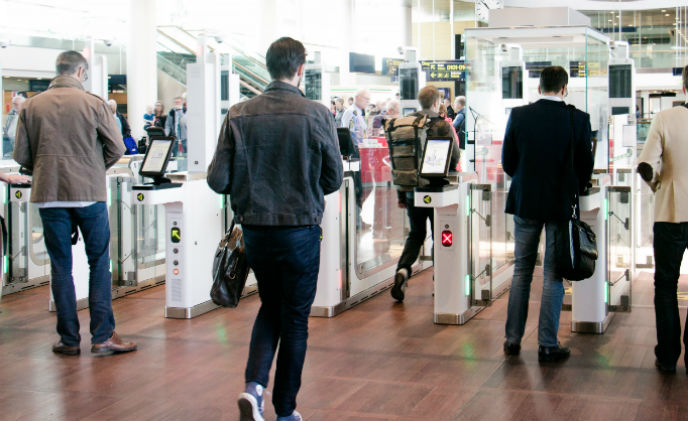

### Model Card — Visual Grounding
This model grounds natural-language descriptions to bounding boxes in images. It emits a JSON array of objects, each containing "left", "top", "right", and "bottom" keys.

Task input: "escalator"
[{"left": 156, "top": 25, "right": 269, "bottom": 98}]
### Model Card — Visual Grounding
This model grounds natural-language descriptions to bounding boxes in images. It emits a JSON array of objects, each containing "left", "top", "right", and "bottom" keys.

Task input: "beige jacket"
[
  {"left": 637, "top": 105, "right": 688, "bottom": 223},
  {"left": 13, "top": 76, "right": 125, "bottom": 203}
]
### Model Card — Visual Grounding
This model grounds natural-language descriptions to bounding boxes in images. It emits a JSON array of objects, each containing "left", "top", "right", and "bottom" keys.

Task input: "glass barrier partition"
[
  {"left": 352, "top": 145, "right": 408, "bottom": 284},
  {"left": 469, "top": 184, "right": 493, "bottom": 304},
  {"left": 607, "top": 186, "right": 633, "bottom": 311}
]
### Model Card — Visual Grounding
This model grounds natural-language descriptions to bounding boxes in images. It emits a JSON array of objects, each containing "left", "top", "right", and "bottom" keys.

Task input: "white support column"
[
  {"left": 127, "top": 0, "right": 158, "bottom": 141},
  {"left": 403, "top": 2, "right": 413, "bottom": 47}
]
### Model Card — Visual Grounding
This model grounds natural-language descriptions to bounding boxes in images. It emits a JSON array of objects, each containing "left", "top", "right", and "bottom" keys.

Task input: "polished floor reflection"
[{"left": 0, "top": 269, "right": 686, "bottom": 420}]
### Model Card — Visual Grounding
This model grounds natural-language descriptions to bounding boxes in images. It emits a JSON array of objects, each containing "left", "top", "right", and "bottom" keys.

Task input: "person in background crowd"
[
  {"left": 444, "top": 97, "right": 456, "bottom": 120},
  {"left": 333, "top": 97, "right": 345, "bottom": 127},
  {"left": 208, "top": 36, "right": 343, "bottom": 421},
  {"left": 143, "top": 105, "right": 154, "bottom": 129},
  {"left": 339, "top": 89, "right": 370, "bottom": 143},
  {"left": 452, "top": 96, "right": 466, "bottom": 150},
  {"left": 347, "top": 97, "right": 354, "bottom": 108},
  {"left": 152, "top": 101, "right": 167, "bottom": 129},
  {"left": 165, "top": 96, "right": 187, "bottom": 155},
  {"left": 636, "top": 65, "right": 688, "bottom": 374},
  {"left": 107, "top": 99, "right": 131, "bottom": 139},
  {"left": 14, "top": 50, "right": 136, "bottom": 357},
  {"left": 501, "top": 66, "right": 593, "bottom": 363},
  {"left": 3, "top": 95, "right": 26, "bottom": 158}
]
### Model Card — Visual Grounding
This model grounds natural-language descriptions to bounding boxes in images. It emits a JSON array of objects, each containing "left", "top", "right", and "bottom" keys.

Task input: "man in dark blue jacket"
[
  {"left": 501, "top": 66, "right": 593, "bottom": 363},
  {"left": 207, "top": 37, "right": 343, "bottom": 421}
]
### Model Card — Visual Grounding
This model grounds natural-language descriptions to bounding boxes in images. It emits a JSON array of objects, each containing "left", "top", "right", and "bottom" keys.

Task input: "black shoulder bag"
[
  {"left": 554, "top": 106, "right": 598, "bottom": 281},
  {"left": 210, "top": 221, "right": 249, "bottom": 307}
]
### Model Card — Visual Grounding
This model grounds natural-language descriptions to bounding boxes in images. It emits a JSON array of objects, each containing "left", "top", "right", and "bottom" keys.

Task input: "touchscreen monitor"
[
  {"left": 140, "top": 136, "right": 176, "bottom": 178},
  {"left": 419, "top": 137, "right": 453, "bottom": 177}
]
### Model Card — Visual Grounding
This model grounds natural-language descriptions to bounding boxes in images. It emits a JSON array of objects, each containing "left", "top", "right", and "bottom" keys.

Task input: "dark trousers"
[
  {"left": 242, "top": 225, "right": 321, "bottom": 417},
  {"left": 653, "top": 222, "right": 688, "bottom": 366},
  {"left": 397, "top": 192, "right": 434, "bottom": 273},
  {"left": 38, "top": 202, "right": 115, "bottom": 346}
]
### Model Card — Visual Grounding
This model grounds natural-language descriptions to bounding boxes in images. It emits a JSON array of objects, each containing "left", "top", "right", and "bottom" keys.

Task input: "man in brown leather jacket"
[{"left": 13, "top": 50, "right": 136, "bottom": 357}]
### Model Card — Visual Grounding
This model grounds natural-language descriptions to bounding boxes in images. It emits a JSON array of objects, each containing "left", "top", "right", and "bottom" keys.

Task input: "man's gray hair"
[
  {"left": 455, "top": 96, "right": 466, "bottom": 107},
  {"left": 56, "top": 50, "right": 88, "bottom": 75}
]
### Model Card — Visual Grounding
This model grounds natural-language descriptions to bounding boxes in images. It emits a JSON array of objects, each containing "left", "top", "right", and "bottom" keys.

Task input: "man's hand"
[
  {"left": 6, "top": 174, "right": 31, "bottom": 185},
  {"left": 397, "top": 199, "right": 407, "bottom": 209}
]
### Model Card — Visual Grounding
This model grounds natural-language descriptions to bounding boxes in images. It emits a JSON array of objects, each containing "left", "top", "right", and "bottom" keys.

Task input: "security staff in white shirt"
[
  {"left": 2, "top": 95, "right": 25, "bottom": 158},
  {"left": 339, "top": 88, "right": 370, "bottom": 144}
]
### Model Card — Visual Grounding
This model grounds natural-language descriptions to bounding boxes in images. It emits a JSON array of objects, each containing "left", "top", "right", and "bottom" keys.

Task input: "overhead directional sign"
[{"left": 420, "top": 60, "right": 466, "bottom": 81}]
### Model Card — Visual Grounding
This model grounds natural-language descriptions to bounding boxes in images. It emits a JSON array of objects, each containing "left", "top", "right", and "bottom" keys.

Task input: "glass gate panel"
[
  {"left": 353, "top": 145, "right": 408, "bottom": 280},
  {"left": 469, "top": 184, "right": 493, "bottom": 303},
  {"left": 607, "top": 186, "right": 632, "bottom": 311}
]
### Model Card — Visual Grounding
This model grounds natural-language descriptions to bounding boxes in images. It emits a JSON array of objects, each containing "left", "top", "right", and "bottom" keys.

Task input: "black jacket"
[
  {"left": 207, "top": 81, "right": 343, "bottom": 226},
  {"left": 502, "top": 99, "right": 593, "bottom": 222}
]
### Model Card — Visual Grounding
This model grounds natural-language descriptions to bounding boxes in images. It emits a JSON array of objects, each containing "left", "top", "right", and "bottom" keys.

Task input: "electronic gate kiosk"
[
  {"left": 413, "top": 138, "right": 485, "bottom": 324},
  {"left": 132, "top": 51, "right": 227, "bottom": 319},
  {"left": 572, "top": 180, "right": 613, "bottom": 333},
  {"left": 9, "top": 183, "right": 89, "bottom": 311}
]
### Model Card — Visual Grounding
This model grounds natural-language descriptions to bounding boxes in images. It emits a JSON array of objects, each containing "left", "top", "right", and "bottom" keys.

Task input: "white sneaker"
[{"left": 238, "top": 383, "right": 265, "bottom": 421}]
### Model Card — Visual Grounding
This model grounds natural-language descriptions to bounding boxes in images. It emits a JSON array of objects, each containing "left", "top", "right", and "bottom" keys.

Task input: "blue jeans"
[
  {"left": 39, "top": 202, "right": 115, "bottom": 346},
  {"left": 242, "top": 225, "right": 321, "bottom": 417},
  {"left": 652, "top": 222, "right": 688, "bottom": 367},
  {"left": 505, "top": 216, "right": 564, "bottom": 347}
]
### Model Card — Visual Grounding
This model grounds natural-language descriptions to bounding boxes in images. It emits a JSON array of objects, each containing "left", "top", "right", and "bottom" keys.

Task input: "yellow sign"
[
  {"left": 423, "top": 195, "right": 432, "bottom": 204},
  {"left": 137, "top": 193, "right": 144, "bottom": 202},
  {"left": 14, "top": 191, "right": 22, "bottom": 199}
]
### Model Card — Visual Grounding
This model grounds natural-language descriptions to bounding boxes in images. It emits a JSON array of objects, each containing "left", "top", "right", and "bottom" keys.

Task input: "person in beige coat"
[
  {"left": 13, "top": 50, "right": 136, "bottom": 357},
  {"left": 636, "top": 64, "right": 688, "bottom": 374}
]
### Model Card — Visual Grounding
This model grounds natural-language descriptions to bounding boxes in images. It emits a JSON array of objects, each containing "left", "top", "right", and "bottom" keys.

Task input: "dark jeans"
[
  {"left": 242, "top": 225, "right": 321, "bottom": 417},
  {"left": 38, "top": 202, "right": 115, "bottom": 346},
  {"left": 505, "top": 216, "right": 564, "bottom": 347},
  {"left": 397, "top": 192, "right": 434, "bottom": 273},
  {"left": 653, "top": 222, "right": 688, "bottom": 367}
]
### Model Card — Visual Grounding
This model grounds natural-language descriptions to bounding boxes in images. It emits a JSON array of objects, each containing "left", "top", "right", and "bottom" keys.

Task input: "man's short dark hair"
[
  {"left": 418, "top": 86, "right": 440, "bottom": 110},
  {"left": 683, "top": 65, "right": 688, "bottom": 91},
  {"left": 56, "top": 50, "right": 88, "bottom": 75},
  {"left": 266, "top": 37, "right": 306, "bottom": 81},
  {"left": 539, "top": 66, "right": 569, "bottom": 93}
]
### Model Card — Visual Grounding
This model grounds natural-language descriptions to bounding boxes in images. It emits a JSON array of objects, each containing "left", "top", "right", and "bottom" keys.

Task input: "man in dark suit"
[{"left": 501, "top": 66, "right": 593, "bottom": 363}]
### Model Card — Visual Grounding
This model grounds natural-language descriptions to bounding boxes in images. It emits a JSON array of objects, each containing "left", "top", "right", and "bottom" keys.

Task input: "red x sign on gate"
[{"left": 441, "top": 230, "right": 453, "bottom": 247}]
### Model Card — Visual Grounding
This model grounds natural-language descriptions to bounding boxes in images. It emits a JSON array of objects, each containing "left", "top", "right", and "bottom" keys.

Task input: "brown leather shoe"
[
  {"left": 53, "top": 341, "right": 80, "bottom": 356},
  {"left": 91, "top": 332, "right": 137, "bottom": 356}
]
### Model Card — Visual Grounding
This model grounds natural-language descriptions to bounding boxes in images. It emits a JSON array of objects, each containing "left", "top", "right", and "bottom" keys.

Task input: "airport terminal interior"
[{"left": 2, "top": 0, "right": 688, "bottom": 419}]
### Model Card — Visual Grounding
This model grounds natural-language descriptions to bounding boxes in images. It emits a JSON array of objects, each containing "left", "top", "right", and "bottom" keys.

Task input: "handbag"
[
  {"left": 210, "top": 221, "right": 249, "bottom": 307},
  {"left": 553, "top": 106, "right": 598, "bottom": 281}
]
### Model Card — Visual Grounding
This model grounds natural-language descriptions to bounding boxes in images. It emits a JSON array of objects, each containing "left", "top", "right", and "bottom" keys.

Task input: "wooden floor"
[{"left": 2, "top": 269, "right": 688, "bottom": 421}]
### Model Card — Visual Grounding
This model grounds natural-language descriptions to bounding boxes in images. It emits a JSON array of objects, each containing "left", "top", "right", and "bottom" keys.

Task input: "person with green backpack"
[{"left": 384, "top": 86, "right": 460, "bottom": 302}]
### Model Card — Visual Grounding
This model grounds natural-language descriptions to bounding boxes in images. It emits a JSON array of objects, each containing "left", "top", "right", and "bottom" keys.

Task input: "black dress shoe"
[
  {"left": 503, "top": 341, "right": 521, "bottom": 356},
  {"left": 52, "top": 341, "right": 80, "bottom": 356},
  {"left": 538, "top": 344, "right": 570, "bottom": 363},
  {"left": 655, "top": 359, "right": 676, "bottom": 374}
]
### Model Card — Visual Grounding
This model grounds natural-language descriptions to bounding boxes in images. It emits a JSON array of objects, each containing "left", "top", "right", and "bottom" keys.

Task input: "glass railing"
[{"left": 156, "top": 25, "right": 269, "bottom": 95}]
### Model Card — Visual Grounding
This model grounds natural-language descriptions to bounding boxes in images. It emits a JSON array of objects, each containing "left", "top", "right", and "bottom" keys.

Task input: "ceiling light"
[
  {"left": 608, "top": 19, "right": 612, "bottom": 22},
  {"left": 665, "top": 13, "right": 670, "bottom": 17},
  {"left": 662, "top": 9, "right": 667, "bottom": 12}
]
